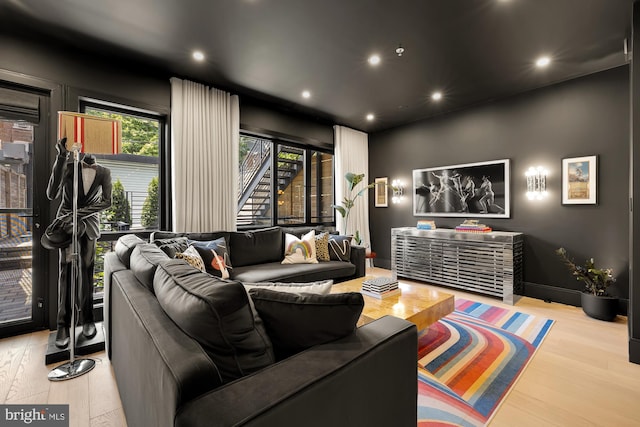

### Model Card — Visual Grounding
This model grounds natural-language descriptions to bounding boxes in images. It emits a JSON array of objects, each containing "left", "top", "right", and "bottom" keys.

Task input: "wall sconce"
[
  {"left": 525, "top": 166, "right": 548, "bottom": 200},
  {"left": 391, "top": 179, "right": 404, "bottom": 204}
]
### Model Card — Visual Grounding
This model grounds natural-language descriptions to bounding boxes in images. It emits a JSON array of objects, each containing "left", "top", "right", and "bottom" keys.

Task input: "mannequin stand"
[{"left": 48, "top": 144, "right": 96, "bottom": 381}]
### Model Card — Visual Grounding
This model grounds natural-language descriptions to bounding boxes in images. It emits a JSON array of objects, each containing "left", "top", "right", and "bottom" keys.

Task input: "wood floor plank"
[
  {"left": 90, "top": 407, "right": 127, "bottom": 427},
  {"left": 5, "top": 343, "right": 50, "bottom": 402}
]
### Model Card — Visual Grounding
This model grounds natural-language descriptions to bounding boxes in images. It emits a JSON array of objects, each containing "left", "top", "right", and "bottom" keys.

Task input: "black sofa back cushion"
[
  {"left": 229, "top": 227, "right": 283, "bottom": 267},
  {"left": 130, "top": 243, "right": 170, "bottom": 291},
  {"left": 248, "top": 288, "right": 364, "bottom": 360},
  {"left": 154, "top": 260, "right": 275, "bottom": 383},
  {"left": 115, "top": 234, "right": 146, "bottom": 268}
]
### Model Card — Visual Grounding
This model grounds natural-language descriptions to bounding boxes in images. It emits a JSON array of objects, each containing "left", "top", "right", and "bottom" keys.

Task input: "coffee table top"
[{"left": 331, "top": 276, "right": 455, "bottom": 331}]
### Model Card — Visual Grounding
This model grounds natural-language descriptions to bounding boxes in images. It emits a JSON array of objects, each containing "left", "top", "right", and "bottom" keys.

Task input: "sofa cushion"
[
  {"left": 248, "top": 288, "right": 364, "bottom": 360},
  {"left": 175, "top": 246, "right": 206, "bottom": 272},
  {"left": 231, "top": 261, "right": 355, "bottom": 283},
  {"left": 229, "top": 227, "right": 283, "bottom": 267},
  {"left": 154, "top": 259, "right": 275, "bottom": 383},
  {"left": 115, "top": 234, "right": 145, "bottom": 267},
  {"left": 282, "top": 230, "right": 318, "bottom": 265},
  {"left": 190, "top": 237, "right": 232, "bottom": 279},
  {"left": 130, "top": 243, "right": 170, "bottom": 291},
  {"left": 242, "top": 279, "right": 333, "bottom": 295},
  {"left": 151, "top": 231, "right": 230, "bottom": 243},
  {"left": 153, "top": 236, "right": 189, "bottom": 258},
  {"left": 329, "top": 235, "right": 352, "bottom": 261},
  {"left": 315, "top": 232, "right": 330, "bottom": 262}
]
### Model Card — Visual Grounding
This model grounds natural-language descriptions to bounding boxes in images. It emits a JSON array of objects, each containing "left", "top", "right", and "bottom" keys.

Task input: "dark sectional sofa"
[
  {"left": 103, "top": 227, "right": 418, "bottom": 427},
  {"left": 151, "top": 226, "right": 365, "bottom": 283}
]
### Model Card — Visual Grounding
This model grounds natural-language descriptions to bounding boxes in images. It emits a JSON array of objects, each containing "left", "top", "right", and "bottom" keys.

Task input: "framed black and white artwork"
[{"left": 412, "top": 159, "right": 510, "bottom": 218}]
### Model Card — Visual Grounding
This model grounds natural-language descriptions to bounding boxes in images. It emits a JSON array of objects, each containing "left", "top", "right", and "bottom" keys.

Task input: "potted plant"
[
  {"left": 555, "top": 247, "right": 618, "bottom": 321},
  {"left": 332, "top": 172, "right": 374, "bottom": 245}
]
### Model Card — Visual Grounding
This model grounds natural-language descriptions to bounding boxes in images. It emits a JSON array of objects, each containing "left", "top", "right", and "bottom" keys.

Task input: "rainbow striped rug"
[{"left": 417, "top": 298, "right": 554, "bottom": 426}]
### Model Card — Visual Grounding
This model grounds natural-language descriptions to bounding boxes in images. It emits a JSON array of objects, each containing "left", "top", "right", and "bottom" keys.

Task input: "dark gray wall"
[{"left": 369, "top": 66, "right": 630, "bottom": 304}]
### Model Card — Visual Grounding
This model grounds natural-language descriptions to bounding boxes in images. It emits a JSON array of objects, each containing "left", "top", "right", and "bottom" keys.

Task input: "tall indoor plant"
[
  {"left": 555, "top": 247, "right": 618, "bottom": 321},
  {"left": 332, "top": 172, "right": 374, "bottom": 245}
]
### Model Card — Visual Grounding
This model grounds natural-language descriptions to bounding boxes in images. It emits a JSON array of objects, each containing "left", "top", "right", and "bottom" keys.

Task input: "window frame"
[{"left": 239, "top": 130, "right": 334, "bottom": 230}]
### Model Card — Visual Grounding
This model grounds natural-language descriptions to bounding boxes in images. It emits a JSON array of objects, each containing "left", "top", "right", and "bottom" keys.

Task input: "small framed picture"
[
  {"left": 562, "top": 155, "right": 597, "bottom": 205},
  {"left": 375, "top": 177, "right": 388, "bottom": 207}
]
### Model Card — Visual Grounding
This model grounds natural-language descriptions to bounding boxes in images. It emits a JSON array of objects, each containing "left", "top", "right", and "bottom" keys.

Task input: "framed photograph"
[
  {"left": 413, "top": 159, "right": 510, "bottom": 218},
  {"left": 375, "top": 177, "right": 388, "bottom": 207},
  {"left": 562, "top": 155, "right": 597, "bottom": 205}
]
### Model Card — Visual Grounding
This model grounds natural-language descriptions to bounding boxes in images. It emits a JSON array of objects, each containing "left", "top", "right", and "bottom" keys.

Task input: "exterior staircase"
[{"left": 237, "top": 139, "right": 303, "bottom": 227}]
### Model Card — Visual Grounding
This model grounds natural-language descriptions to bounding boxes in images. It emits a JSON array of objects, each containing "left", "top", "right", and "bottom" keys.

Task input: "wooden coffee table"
[{"left": 331, "top": 276, "right": 455, "bottom": 331}]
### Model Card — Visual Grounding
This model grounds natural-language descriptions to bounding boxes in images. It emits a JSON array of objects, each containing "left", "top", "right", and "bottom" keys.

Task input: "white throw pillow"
[
  {"left": 242, "top": 280, "right": 333, "bottom": 295},
  {"left": 281, "top": 230, "right": 319, "bottom": 264}
]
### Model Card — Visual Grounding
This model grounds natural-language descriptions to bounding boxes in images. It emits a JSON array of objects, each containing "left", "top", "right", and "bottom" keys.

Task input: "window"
[
  {"left": 79, "top": 100, "right": 166, "bottom": 299},
  {"left": 238, "top": 133, "right": 333, "bottom": 228}
]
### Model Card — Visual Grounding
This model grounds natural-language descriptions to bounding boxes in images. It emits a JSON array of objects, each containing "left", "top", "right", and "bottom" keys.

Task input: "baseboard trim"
[
  {"left": 523, "top": 281, "right": 629, "bottom": 316},
  {"left": 630, "top": 338, "right": 640, "bottom": 365}
]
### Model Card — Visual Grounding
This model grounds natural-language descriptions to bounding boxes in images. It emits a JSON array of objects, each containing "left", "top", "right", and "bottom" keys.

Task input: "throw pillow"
[
  {"left": 153, "top": 236, "right": 189, "bottom": 258},
  {"left": 329, "top": 235, "right": 352, "bottom": 261},
  {"left": 248, "top": 288, "right": 364, "bottom": 360},
  {"left": 154, "top": 260, "right": 275, "bottom": 384},
  {"left": 315, "top": 232, "right": 330, "bottom": 262},
  {"left": 175, "top": 246, "right": 206, "bottom": 272},
  {"left": 282, "top": 230, "right": 318, "bottom": 265},
  {"left": 190, "top": 237, "right": 232, "bottom": 279},
  {"left": 242, "top": 279, "right": 333, "bottom": 295}
]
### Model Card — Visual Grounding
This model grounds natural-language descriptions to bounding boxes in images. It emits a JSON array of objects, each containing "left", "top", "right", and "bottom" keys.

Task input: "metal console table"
[{"left": 391, "top": 227, "right": 523, "bottom": 304}]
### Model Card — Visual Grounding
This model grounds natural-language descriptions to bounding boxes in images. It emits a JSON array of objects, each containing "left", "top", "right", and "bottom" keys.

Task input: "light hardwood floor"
[{"left": 1, "top": 267, "right": 639, "bottom": 426}]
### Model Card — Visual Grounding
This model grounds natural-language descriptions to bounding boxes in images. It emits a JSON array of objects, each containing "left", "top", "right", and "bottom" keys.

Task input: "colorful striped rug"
[{"left": 417, "top": 298, "right": 554, "bottom": 426}]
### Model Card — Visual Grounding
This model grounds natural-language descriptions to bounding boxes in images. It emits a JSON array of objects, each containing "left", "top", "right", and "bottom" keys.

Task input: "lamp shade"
[{"left": 58, "top": 111, "right": 122, "bottom": 154}]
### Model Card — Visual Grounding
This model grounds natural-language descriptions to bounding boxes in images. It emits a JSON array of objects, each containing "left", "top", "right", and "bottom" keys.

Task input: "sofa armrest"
[
  {"left": 175, "top": 316, "right": 417, "bottom": 427},
  {"left": 103, "top": 251, "right": 128, "bottom": 359},
  {"left": 350, "top": 244, "right": 366, "bottom": 278}
]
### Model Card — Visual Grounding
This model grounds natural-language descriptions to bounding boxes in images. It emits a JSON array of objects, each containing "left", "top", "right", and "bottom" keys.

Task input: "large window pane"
[
  {"left": 237, "top": 132, "right": 334, "bottom": 228},
  {"left": 277, "top": 144, "right": 305, "bottom": 224},
  {"left": 80, "top": 102, "right": 163, "bottom": 301},
  {"left": 82, "top": 105, "right": 160, "bottom": 230},
  {"left": 238, "top": 135, "right": 272, "bottom": 227},
  {"left": 310, "top": 151, "right": 334, "bottom": 223}
]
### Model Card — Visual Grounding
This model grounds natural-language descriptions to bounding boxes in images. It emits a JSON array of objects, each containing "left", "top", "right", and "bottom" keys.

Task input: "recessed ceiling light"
[
  {"left": 431, "top": 91, "right": 443, "bottom": 101},
  {"left": 192, "top": 51, "right": 205, "bottom": 61},
  {"left": 536, "top": 56, "right": 551, "bottom": 68},
  {"left": 366, "top": 113, "right": 375, "bottom": 121},
  {"left": 368, "top": 54, "right": 381, "bottom": 66},
  {"left": 301, "top": 90, "right": 311, "bottom": 99}
]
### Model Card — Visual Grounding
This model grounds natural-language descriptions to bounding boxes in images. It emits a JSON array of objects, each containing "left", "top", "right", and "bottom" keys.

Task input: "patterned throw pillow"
[
  {"left": 154, "top": 237, "right": 189, "bottom": 258},
  {"left": 190, "top": 237, "right": 232, "bottom": 279},
  {"left": 282, "top": 230, "right": 319, "bottom": 264},
  {"left": 315, "top": 232, "right": 330, "bottom": 262},
  {"left": 328, "top": 235, "right": 352, "bottom": 262},
  {"left": 175, "top": 245, "right": 206, "bottom": 272}
]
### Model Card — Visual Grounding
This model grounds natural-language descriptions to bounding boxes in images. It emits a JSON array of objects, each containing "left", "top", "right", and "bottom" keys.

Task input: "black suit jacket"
[{"left": 46, "top": 154, "right": 112, "bottom": 241}]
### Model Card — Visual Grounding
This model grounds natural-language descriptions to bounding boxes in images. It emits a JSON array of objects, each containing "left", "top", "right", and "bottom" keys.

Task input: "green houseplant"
[
  {"left": 332, "top": 172, "right": 374, "bottom": 245},
  {"left": 555, "top": 247, "right": 618, "bottom": 321}
]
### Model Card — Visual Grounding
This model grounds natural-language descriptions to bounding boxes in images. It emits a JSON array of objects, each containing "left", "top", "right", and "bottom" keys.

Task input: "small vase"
[{"left": 580, "top": 292, "right": 618, "bottom": 321}]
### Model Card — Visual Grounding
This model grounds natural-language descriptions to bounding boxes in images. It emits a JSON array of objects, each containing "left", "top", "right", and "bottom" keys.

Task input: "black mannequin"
[{"left": 44, "top": 138, "right": 112, "bottom": 348}]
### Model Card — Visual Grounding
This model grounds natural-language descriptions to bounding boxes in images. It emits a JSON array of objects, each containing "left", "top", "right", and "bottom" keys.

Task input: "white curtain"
[
  {"left": 334, "top": 125, "right": 370, "bottom": 247},
  {"left": 170, "top": 77, "right": 239, "bottom": 232}
]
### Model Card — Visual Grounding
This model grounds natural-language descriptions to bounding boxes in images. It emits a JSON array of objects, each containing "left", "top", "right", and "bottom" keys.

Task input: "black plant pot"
[{"left": 580, "top": 292, "right": 618, "bottom": 321}]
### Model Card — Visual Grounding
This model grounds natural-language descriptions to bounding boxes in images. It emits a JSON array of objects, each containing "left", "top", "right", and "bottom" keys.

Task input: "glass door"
[{"left": 0, "top": 90, "right": 47, "bottom": 336}]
